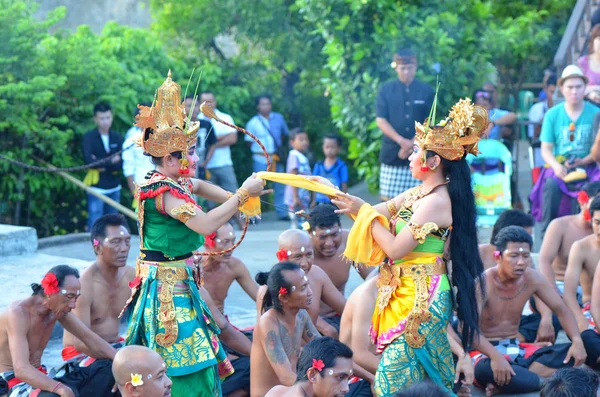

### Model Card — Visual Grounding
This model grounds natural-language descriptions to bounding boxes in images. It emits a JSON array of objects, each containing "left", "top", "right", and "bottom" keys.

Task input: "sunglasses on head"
[{"left": 476, "top": 91, "right": 491, "bottom": 99}]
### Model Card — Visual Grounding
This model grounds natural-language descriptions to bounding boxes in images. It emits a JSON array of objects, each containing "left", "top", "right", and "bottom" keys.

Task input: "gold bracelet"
[
  {"left": 226, "top": 192, "right": 234, "bottom": 201},
  {"left": 386, "top": 199, "right": 398, "bottom": 218},
  {"left": 235, "top": 187, "right": 249, "bottom": 207}
]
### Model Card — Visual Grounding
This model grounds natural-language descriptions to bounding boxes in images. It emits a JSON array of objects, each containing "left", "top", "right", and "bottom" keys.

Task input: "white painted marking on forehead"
[{"left": 301, "top": 246, "right": 305, "bottom": 253}]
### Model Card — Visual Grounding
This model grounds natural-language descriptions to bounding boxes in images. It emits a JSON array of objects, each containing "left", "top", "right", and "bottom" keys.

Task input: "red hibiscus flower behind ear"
[
  {"left": 41, "top": 273, "right": 60, "bottom": 295},
  {"left": 279, "top": 287, "right": 288, "bottom": 296},
  {"left": 312, "top": 359, "right": 325, "bottom": 372},
  {"left": 205, "top": 232, "right": 217, "bottom": 249},
  {"left": 578, "top": 190, "right": 590, "bottom": 206},
  {"left": 276, "top": 249, "right": 289, "bottom": 262}
]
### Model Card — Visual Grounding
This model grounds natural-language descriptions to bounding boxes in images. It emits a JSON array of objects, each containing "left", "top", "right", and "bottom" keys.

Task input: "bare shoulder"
[
  {"left": 257, "top": 309, "right": 279, "bottom": 330},
  {"left": 524, "top": 268, "right": 547, "bottom": 286},
  {"left": 227, "top": 256, "right": 246, "bottom": 272},
  {"left": 6, "top": 302, "right": 30, "bottom": 329},
  {"left": 265, "top": 385, "right": 289, "bottom": 397},
  {"left": 309, "top": 265, "right": 328, "bottom": 284},
  {"left": 125, "top": 265, "right": 136, "bottom": 278},
  {"left": 80, "top": 264, "right": 98, "bottom": 284}
]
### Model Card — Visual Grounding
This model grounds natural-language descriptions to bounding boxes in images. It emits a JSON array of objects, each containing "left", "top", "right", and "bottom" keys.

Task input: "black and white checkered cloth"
[
  {"left": 0, "top": 370, "right": 36, "bottom": 397},
  {"left": 379, "top": 164, "right": 419, "bottom": 199}
]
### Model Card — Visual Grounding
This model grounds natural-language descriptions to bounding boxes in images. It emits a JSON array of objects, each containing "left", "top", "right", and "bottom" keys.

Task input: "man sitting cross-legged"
[
  {"left": 275, "top": 229, "right": 346, "bottom": 338},
  {"left": 62, "top": 214, "right": 135, "bottom": 367},
  {"left": 563, "top": 196, "right": 600, "bottom": 333},
  {"left": 307, "top": 204, "right": 373, "bottom": 334},
  {"left": 470, "top": 226, "right": 587, "bottom": 396},
  {"left": 112, "top": 345, "right": 172, "bottom": 397},
  {"left": 265, "top": 336, "right": 354, "bottom": 397},
  {"left": 536, "top": 181, "right": 600, "bottom": 340},
  {"left": 0, "top": 265, "right": 117, "bottom": 397},
  {"left": 202, "top": 223, "right": 258, "bottom": 315},
  {"left": 250, "top": 262, "right": 320, "bottom": 397}
]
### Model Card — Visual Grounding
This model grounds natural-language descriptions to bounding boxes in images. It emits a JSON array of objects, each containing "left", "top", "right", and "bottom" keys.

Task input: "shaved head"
[
  {"left": 278, "top": 229, "right": 311, "bottom": 250},
  {"left": 112, "top": 346, "right": 172, "bottom": 397},
  {"left": 278, "top": 229, "right": 314, "bottom": 273}
]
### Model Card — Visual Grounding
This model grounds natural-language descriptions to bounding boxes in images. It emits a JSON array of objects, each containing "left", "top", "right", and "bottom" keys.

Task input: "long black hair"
[
  {"left": 255, "top": 261, "right": 301, "bottom": 314},
  {"left": 438, "top": 155, "right": 485, "bottom": 348}
]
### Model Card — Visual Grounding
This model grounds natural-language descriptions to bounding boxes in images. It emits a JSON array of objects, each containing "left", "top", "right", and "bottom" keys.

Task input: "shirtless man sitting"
[
  {"left": 537, "top": 181, "right": 600, "bottom": 338},
  {"left": 250, "top": 261, "right": 320, "bottom": 397},
  {"left": 265, "top": 336, "right": 353, "bottom": 397},
  {"left": 470, "top": 226, "right": 586, "bottom": 396},
  {"left": 276, "top": 229, "right": 346, "bottom": 338},
  {"left": 62, "top": 214, "right": 134, "bottom": 366},
  {"left": 202, "top": 223, "right": 258, "bottom": 314},
  {"left": 307, "top": 204, "right": 373, "bottom": 333},
  {"left": 112, "top": 345, "right": 172, "bottom": 397},
  {"left": 478, "top": 209, "right": 534, "bottom": 270},
  {"left": 564, "top": 196, "right": 600, "bottom": 333},
  {"left": 0, "top": 265, "right": 117, "bottom": 397}
]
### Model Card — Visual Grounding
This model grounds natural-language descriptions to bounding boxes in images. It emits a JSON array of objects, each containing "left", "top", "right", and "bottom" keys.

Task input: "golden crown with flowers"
[
  {"left": 415, "top": 98, "right": 489, "bottom": 162},
  {"left": 135, "top": 70, "right": 199, "bottom": 172}
]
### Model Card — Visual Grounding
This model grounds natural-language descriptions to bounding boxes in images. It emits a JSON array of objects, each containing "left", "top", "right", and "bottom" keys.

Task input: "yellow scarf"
[
  {"left": 343, "top": 204, "right": 389, "bottom": 267},
  {"left": 256, "top": 172, "right": 342, "bottom": 197}
]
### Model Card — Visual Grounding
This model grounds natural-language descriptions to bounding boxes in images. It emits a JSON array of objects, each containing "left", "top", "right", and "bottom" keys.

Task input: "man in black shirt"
[
  {"left": 376, "top": 49, "right": 434, "bottom": 201},
  {"left": 81, "top": 102, "right": 123, "bottom": 231}
]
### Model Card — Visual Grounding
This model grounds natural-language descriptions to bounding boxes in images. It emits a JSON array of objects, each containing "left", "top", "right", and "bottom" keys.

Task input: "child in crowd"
[
  {"left": 285, "top": 127, "right": 312, "bottom": 228},
  {"left": 312, "top": 134, "right": 349, "bottom": 205}
]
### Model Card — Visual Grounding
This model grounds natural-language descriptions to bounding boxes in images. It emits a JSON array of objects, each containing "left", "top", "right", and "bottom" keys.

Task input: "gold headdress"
[
  {"left": 414, "top": 98, "right": 489, "bottom": 161},
  {"left": 135, "top": 70, "right": 199, "bottom": 164}
]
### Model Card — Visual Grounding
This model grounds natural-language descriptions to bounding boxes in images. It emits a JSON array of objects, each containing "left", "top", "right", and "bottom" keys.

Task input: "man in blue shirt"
[{"left": 245, "top": 94, "right": 290, "bottom": 219}]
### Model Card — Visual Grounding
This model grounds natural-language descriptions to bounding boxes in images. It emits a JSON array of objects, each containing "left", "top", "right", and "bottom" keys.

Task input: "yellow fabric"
[
  {"left": 343, "top": 203, "right": 389, "bottom": 266},
  {"left": 256, "top": 171, "right": 342, "bottom": 197},
  {"left": 239, "top": 196, "right": 261, "bottom": 217},
  {"left": 83, "top": 169, "right": 100, "bottom": 186}
]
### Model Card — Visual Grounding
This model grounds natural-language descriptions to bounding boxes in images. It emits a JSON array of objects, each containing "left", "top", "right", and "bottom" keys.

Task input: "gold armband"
[
  {"left": 226, "top": 191, "right": 234, "bottom": 200},
  {"left": 235, "top": 187, "right": 250, "bottom": 207},
  {"left": 386, "top": 199, "right": 398, "bottom": 218},
  {"left": 406, "top": 221, "right": 439, "bottom": 244},
  {"left": 170, "top": 202, "right": 197, "bottom": 224}
]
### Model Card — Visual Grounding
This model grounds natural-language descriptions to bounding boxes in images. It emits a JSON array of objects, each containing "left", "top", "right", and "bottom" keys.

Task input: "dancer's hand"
[
  {"left": 490, "top": 356, "right": 515, "bottom": 386},
  {"left": 331, "top": 193, "right": 366, "bottom": 217},
  {"left": 241, "top": 174, "right": 271, "bottom": 197},
  {"left": 564, "top": 338, "right": 587, "bottom": 366}
]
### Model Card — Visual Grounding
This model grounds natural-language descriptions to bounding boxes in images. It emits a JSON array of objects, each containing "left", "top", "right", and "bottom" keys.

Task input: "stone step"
[{"left": 0, "top": 224, "right": 37, "bottom": 256}]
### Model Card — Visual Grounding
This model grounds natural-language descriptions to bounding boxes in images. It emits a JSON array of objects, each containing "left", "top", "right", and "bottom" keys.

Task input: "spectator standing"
[
  {"left": 82, "top": 102, "right": 123, "bottom": 231},
  {"left": 529, "top": 75, "right": 557, "bottom": 168},
  {"left": 122, "top": 104, "right": 154, "bottom": 204},
  {"left": 375, "top": 48, "right": 434, "bottom": 201},
  {"left": 246, "top": 94, "right": 290, "bottom": 220},
  {"left": 184, "top": 95, "right": 216, "bottom": 181},
  {"left": 199, "top": 91, "right": 243, "bottom": 228},
  {"left": 577, "top": 25, "right": 600, "bottom": 105},
  {"left": 312, "top": 134, "right": 348, "bottom": 205},
  {"left": 285, "top": 128, "right": 312, "bottom": 229}
]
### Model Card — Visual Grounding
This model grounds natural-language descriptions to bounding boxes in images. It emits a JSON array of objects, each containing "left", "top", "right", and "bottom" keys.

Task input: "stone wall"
[{"left": 34, "top": 0, "right": 151, "bottom": 33}]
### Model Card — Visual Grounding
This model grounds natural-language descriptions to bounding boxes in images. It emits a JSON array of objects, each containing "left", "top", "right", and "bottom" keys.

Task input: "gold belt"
[
  {"left": 378, "top": 260, "right": 447, "bottom": 349},
  {"left": 136, "top": 261, "right": 191, "bottom": 348}
]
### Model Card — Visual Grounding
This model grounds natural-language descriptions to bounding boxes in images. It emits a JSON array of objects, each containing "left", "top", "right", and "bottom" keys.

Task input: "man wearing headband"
[
  {"left": 375, "top": 48, "right": 434, "bottom": 201},
  {"left": 0, "top": 265, "right": 117, "bottom": 397}
]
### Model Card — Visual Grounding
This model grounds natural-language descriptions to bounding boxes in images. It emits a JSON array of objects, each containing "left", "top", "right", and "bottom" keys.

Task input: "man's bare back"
[
  {"left": 339, "top": 276, "right": 380, "bottom": 375},
  {"left": 480, "top": 268, "right": 545, "bottom": 341},
  {"left": 64, "top": 264, "right": 134, "bottom": 349},
  {"left": 250, "top": 309, "right": 317, "bottom": 397},
  {"left": 541, "top": 214, "right": 591, "bottom": 284}
]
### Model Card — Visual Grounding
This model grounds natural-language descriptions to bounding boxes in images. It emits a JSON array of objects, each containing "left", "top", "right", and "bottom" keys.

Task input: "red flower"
[
  {"left": 420, "top": 166, "right": 429, "bottom": 172},
  {"left": 578, "top": 190, "right": 590, "bottom": 206},
  {"left": 179, "top": 168, "right": 190, "bottom": 175},
  {"left": 279, "top": 287, "right": 288, "bottom": 295},
  {"left": 584, "top": 209, "right": 592, "bottom": 222},
  {"left": 128, "top": 276, "right": 142, "bottom": 290},
  {"left": 205, "top": 232, "right": 217, "bottom": 249},
  {"left": 276, "top": 249, "right": 289, "bottom": 262},
  {"left": 312, "top": 359, "right": 325, "bottom": 372},
  {"left": 41, "top": 273, "right": 60, "bottom": 295}
]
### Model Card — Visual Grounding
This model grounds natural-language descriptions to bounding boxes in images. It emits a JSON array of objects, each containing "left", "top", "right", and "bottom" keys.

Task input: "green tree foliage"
[
  {"left": 0, "top": 1, "right": 178, "bottom": 236},
  {"left": 295, "top": 0, "right": 495, "bottom": 191}
]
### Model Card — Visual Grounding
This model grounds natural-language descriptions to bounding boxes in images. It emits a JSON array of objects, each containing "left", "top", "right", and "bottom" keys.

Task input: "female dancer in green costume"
[
  {"left": 333, "top": 99, "right": 488, "bottom": 396},
  {"left": 123, "top": 72, "right": 267, "bottom": 396}
]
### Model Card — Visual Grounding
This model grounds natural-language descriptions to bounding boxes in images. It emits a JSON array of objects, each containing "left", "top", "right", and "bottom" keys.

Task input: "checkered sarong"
[
  {"left": 0, "top": 367, "right": 47, "bottom": 397},
  {"left": 379, "top": 164, "right": 419, "bottom": 199}
]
